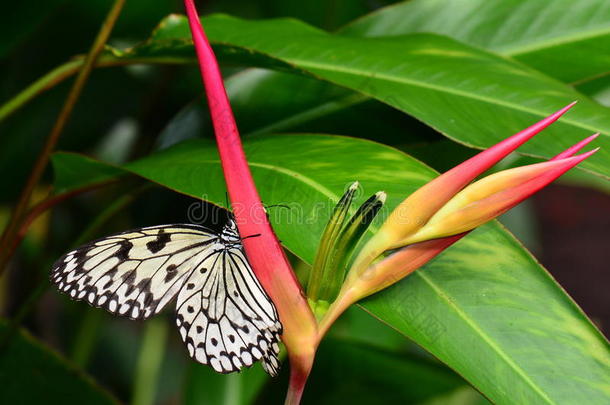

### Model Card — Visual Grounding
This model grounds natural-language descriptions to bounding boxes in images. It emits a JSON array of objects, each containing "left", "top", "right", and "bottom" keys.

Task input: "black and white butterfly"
[{"left": 50, "top": 216, "right": 282, "bottom": 376}]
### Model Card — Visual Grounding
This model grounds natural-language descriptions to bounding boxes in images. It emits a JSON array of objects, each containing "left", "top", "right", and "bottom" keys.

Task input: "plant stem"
[
  {"left": 131, "top": 319, "right": 168, "bottom": 405},
  {"left": 0, "top": 0, "right": 127, "bottom": 273},
  {"left": 284, "top": 353, "right": 315, "bottom": 405},
  {"left": 0, "top": 56, "right": 188, "bottom": 124}
]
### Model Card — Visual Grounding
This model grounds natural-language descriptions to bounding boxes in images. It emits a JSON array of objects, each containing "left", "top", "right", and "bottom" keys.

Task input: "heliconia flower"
[
  {"left": 319, "top": 121, "right": 598, "bottom": 340},
  {"left": 346, "top": 103, "right": 593, "bottom": 280},
  {"left": 182, "top": 0, "right": 318, "bottom": 393},
  {"left": 401, "top": 144, "right": 598, "bottom": 245}
]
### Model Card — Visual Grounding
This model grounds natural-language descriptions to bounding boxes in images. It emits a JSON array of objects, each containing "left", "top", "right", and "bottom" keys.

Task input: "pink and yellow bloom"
[{"left": 329, "top": 106, "right": 597, "bottom": 330}]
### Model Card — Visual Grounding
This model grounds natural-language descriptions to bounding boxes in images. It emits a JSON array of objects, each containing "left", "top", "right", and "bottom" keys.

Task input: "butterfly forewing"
[
  {"left": 51, "top": 225, "right": 216, "bottom": 319},
  {"left": 50, "top": 221, "right": 282, "bottom": 376}
]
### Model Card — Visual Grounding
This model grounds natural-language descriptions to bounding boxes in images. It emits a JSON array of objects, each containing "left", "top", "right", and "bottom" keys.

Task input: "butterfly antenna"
[{"left": 241, "top": 233, "right": 262, "bottom": 241}]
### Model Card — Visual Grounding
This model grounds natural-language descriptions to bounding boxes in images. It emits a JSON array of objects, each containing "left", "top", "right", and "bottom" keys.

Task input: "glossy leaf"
[
  {"left": 341, "top": 0, "right": 610, "bottom": 84},
  {"left": 52, "top": 133, "right": 610, "bottom": 403},
  {"left": 51, "top": 152, "right": 125, "bottom": 194},
  {"left": 305, "top": 337, "right": 488, "bottom": 405},
  {"left": 113, "top": 14, "right": 610, "bottom": 180},
  {"left": 0, "top": 321, "right": 118, "bottom": 405}
]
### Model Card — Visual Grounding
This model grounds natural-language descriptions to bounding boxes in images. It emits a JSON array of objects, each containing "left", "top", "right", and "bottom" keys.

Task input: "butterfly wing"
[
  {"left": 175, "top": 246, "right": 282, "bottom": 376},
  {"left": 50, "top": 225, "right": 218, "bottom": 319}
]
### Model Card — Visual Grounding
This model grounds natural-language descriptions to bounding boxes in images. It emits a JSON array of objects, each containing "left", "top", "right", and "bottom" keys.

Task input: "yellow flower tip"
[{"left": 406, "top": 149, "right": 596, "bottom": 243}]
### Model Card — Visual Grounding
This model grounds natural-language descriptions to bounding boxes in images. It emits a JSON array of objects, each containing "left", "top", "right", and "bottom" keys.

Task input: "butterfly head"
[{"left": 220, "top": 219, "right": 242, "bottom": 246}]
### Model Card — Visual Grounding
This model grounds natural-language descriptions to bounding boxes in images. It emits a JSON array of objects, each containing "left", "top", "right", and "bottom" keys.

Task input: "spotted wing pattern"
[
  {"left": 176, "top": 245, "right": 281, "bottom": 375},
  {"left": 50, "top": 223, "right": 282, "bottom": 376}
]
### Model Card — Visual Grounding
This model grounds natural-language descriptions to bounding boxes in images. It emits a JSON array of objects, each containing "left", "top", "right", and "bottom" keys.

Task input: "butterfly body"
[{"left": 51, "top": 218, "right": 282, "bottom": 376}]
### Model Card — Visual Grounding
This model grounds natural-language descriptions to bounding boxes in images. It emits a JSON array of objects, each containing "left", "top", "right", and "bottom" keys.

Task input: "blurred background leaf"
[{"left": 0, "top": 321, "right": 118, "bottom": 405}]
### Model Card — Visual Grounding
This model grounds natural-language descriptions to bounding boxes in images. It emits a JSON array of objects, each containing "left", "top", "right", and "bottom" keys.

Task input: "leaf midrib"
[
  {"left": 412, "top": 270, "right": 554, "bottom": 404},
  {"left": 285, "top": 58, "right": 604, "bottom": 139},
  {"left": 496, "top": 24, "right": 610, "bottom": 57}
]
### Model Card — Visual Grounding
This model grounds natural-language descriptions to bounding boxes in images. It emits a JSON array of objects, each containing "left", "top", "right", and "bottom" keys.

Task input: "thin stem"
[
  {"left": 0, "top": 55, "right": 189, "bottom": 124},
  {"left": 131, "top": 319, "right": 169, "bottom": 405},
  {"left": 223, "top": 374, "right": 241, "bottom": 405},
  {"left": 284, "top": 353, "right": 314, "bottom": 405},
  {"left": 0, "top": 59, "right": 82, "bottom": 122},
  {"left": 0, "top": 0, "right": 127, "bottom": 273}
]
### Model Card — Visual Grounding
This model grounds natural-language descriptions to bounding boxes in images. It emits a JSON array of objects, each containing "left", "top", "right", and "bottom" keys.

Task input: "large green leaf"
[
  {"left": 0, "top": 321, "right": 118, "bottom": 405},
  {"left": 304, "top": 337, "right": 488, "bottom": 405},
  {"left": 113, "top": 14, "right": 610, "bottom": 180},
  {"left": 341, "top": 0, "right": 610, "bottom": 84},
  {"left": 52, "top": 133, "right": 610, "bottom": 404},
  {"left": 158, "top": 68, "right": 430, "bottom": 149},
  {"left": 51, "top": 152, "right": 125, "bottom": 194}
]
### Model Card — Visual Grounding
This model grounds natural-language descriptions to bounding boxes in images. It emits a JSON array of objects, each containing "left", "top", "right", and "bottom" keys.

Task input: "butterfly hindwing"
[
  {"left": 175, "top": 246, "right": 282, "bottom": 376},
  {"left": 50, "top": 221, "right": 282, "bottom": 376}
]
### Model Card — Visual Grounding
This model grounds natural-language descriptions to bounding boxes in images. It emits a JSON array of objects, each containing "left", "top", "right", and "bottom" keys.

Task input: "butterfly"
[{"left": 50, "top": 216, "right": 282, "bottom": 376}]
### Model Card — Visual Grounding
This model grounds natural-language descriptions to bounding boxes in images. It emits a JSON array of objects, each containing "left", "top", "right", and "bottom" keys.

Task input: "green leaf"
[
  {"left": 51, "top": 152, "right": 125, "bottom": 194},
  {"left": 116, "top": 14, "right": 610, "bottom": 180},
  {"left": 341, "top": 0, "right": 610, "bottom": 84},
  {"left": 52, "top": 133, "right": 610, "bottom": 404},
  {"left": 0, "top": 321, "right": 118, "bottom": 405},
  {"left": 306, "top": 337, "right": 488, "bottom": 405}
]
